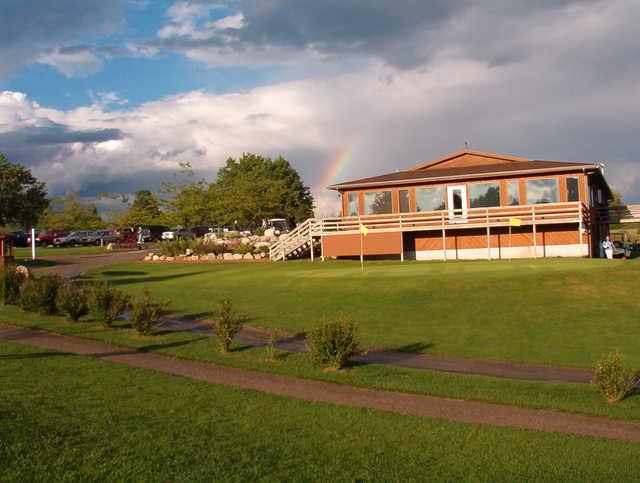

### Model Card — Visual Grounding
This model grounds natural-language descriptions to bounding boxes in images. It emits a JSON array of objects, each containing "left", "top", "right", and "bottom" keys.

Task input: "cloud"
[
  {"left": 0, "top": 0, "right": 126, "bottom": 80},
  {"left": 0, "top": 0, "right": 639, "bottom": 216}
]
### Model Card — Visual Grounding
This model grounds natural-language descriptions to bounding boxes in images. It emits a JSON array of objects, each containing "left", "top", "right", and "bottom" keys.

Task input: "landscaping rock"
[
  {"left": 232, "top": 253, "right": 243, "bottom": 260},
  {"left": 243, "top": 253, "right": 254, "bottom": 260},
  {"left": 166, "top": 256, "right": 175, "bottom": 262},
  {"left": 185, "top": 249, "right": 193, "bottom": 256},
  {"left": 159, "top": 255, "right": 166, "bottom": 261},
  {"left": 223, "top": 252, "right": 234, "bottom": 261},
  {"left": 207, "top": 253, "right": 216, "bottom": 260},
  {"left": 190, "top": 255, "right": 199, "bottom": 261},
  {"left": 144, "top": 255, "right": 152, "bottom": 261},
  {"left": 152, "top": 255, "right": 160, "bottom": 261},
  {"left": 240, "top": 237, "right": 251, "bottom": 245}
]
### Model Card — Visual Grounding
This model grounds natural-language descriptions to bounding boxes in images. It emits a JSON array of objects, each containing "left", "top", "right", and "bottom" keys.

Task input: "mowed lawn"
[
  {"left": 88, "top": 258, "right": 640, "bottom": 367},
  {"left": 2, "top": 339, "right": 640, "bottom": 482}
]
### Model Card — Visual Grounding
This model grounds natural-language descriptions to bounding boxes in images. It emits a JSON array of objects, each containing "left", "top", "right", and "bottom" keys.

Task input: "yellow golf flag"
[
  {"left": 509, "top": 217, "right": 522, "bottom": 227},
  {"left": 359, "top": 223, "right": 369, "bottom": 236}
]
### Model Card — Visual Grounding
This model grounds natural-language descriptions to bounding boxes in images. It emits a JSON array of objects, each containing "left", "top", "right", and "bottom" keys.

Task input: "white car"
[{"left": 161, "top": 228, "right": 195, "bottom": 241}]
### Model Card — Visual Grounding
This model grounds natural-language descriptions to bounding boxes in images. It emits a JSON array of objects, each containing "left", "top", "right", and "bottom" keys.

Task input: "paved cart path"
[
  {"left": 160, "top": 318, "right": 596, "bottom": 384},
  {"left": 32, "top": 250, "right": 147, "bottom": 278},
  {"left": 2, "top": 323, "right": 639, "bottom": 444}
]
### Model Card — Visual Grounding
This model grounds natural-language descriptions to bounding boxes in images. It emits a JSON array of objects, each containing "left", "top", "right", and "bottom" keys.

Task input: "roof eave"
[{"left": 328, "top": 164, "right": 599, "bottom": 191}]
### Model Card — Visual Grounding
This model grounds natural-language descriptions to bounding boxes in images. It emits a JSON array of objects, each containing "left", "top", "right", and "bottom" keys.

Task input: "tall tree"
[
  {"left": 210, "top": 153, "right": 314, "bottom": 227},
  {"left": 39, "top": 192, "right": 106, "bottom": 230},
  {"left": 0, "top": 153, "right": 48, "bottom": 228},
  {"left": 159, "top": 162, "right": 212, "bottom": 227},
  {"left": 120, "top": 190, "right": 162, "bottom": 226}
]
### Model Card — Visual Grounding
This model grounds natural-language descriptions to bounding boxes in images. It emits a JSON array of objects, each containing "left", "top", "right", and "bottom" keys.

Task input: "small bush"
[
  {"left": 0, "top": 266, "right": 25, "bottom": 305},
  {"left": 130, "top": 291, "right": 167, "bottom": 335},
  {"left": 233, "top": 243, "right": 253, "bottom": 255},
  {"left": 56, "top": 282, "right": 88, "bottom": 321},
  {"left": 306, "top": 320, "right": 359, "bottom": 370},
  {"left": 211, "top": 299, "right": 247, "bottom": 353},
  {"left": 85, "top": 281, "right": 129, "bottom": 327},
  {"left": 593, "top": 351, "right": 638, "bottom": 404},
  {"left": 19, "top": 274, "right": 62, "bottom": 315},
  {"left": 266, "top": 328, "right": 279, "bottom": 362}
]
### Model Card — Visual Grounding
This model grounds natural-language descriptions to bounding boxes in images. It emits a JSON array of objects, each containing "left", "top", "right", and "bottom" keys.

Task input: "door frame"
[{"left": 447, "top": 185, "right": 468, "bottom": 221}]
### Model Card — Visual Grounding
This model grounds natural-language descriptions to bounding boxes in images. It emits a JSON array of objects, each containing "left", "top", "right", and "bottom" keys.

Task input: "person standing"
[
  {"left": 601, "top": 236, "right": 614, "bottom": 259},
  {"left": 137, "top": 226, "right": 144, "bottom": 249}
]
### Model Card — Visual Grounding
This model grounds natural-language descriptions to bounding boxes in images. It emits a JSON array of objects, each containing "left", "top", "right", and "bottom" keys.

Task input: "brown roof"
[{"left": 328, "top": 160, "right": 599, "bottom": 190}]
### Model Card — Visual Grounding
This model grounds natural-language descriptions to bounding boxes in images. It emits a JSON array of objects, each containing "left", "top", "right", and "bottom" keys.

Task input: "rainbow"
[{"left": 316, "top": 139, "right": 361, "bottom": 191}]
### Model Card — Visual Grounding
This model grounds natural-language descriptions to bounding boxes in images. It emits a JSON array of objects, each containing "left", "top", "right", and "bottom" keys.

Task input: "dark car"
[
  {"left": 140, "top": 225, "right": 168, "bottom": 242},
  {"left": 9, "top": 231, "right": 29, "bottom": 247}
]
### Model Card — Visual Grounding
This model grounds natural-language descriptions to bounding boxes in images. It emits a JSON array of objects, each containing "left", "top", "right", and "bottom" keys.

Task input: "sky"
[{"left": 1, "top": 0, "right": 639, "bottom": 216}]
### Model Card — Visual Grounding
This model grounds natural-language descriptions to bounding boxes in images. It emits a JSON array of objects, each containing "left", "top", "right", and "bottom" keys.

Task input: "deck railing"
[{"left": 314, "top": 202, "right": 589, "bottom": 235}]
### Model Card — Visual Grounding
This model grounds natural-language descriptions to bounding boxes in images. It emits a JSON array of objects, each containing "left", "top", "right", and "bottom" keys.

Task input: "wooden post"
[
  {"left": 441, "top": 212, "right": 447, "bottom": 262},
  {"left": 578, "top": 206, "right": 584, "bottom": 257},
  {"left": 532, "top": 206, "right": 537, "bottom": 259},
  {"left": 309, "top": 230, "right": 314, "bottom": 262},
  {"left": 508, "top": 225, "right": 512, "bottom": 261},
  {"left": 360, "top": 231, "right": 364, "bottom": 273},
  {"left": 399, "top": 215, "right": 404, "bottom": 262},
  {"left": 486, "top": 209, "right": 491, "bottom": 260}
]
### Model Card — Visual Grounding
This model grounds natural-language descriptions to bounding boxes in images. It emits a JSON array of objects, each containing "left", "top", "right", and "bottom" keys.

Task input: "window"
[
  {"left": 399, "top": 189, "right": 410, "bottom": 213},
  {"left": 347, "top": 193, "right": 359, "bottom": 216},
  {"left": 566, "top": 177, "right": 579, "bottom": 202},
  {"left": 364, "top": 191, "right": 392, "bottom": 215},
  {"left": 415, "top": 187, "right": 445, "bottom": 212},
  {"left": 526, "top": 178, "right": 559, "bottom": 204},
  {"left": 469, "top": 183, "right": 500, "bottom": 208},
  {"left": 506, "top": 181, "right": 520, "bottom": 205}
]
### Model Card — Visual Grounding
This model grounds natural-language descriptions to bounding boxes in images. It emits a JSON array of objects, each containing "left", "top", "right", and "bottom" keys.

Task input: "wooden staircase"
[{"left": 269, "top": 219, "right": 320, "bottom": 260}]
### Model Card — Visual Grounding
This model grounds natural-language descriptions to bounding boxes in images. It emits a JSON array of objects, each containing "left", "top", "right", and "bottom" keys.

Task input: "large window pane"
[
  {"left": 347, "top": 193, "right": 359, "bottom": 216},
  {"left": 506, "top": 181, "right": 520, "bottom": 206},
  {"left": 399, "top": 189, "right": 410, "bottom": 213},
  {"left": 364, "top": 191, "right": 392, "bottom": 215},
  {"left": 526, "top": 178, "right": 559, "bottom": 204},
  {"left": 566, "top": 177, "right": 579, "bottom": 202},
  {"left": 469, "top": 183, "right": 500, "bottom": 208},
  {"left": 416, "top": 187, "right": 445, "bottom": 212}
]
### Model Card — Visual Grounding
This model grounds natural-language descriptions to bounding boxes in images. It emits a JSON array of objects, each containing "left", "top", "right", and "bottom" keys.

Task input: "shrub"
[
  {"left": 0, "top": 266, "right": 25, "bottom": 305},
  {"left": 18, "top": 274, "right": 61, "bottom": 315},
  {"left": 593, "top": 351, "right": 638, "bottom": 404},
  {"left": 55, "top": 282, "right": 88, "bottom": 321},
  {"left": 211, "top": 299, "right": 247, "bottom": 353},
  {"left": 130, "top": 291, "right": 167, "bottom": 335},
  {"left": 266, "top": 328, "right": 279, "bottom": 362},
  {"left": 233, "top": 243, "right": 253, "bottom": 255},
  {"left": 85, "top": 281, "right": 129, "bottom": 327},
  {"left": 306, "top": 320, "right": 359, "bottom": 370}
]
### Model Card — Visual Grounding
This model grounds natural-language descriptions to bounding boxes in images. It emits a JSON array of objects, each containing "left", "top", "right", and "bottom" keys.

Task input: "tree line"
[{"left": 0, "top": 152, "right": 314, "bottom": 231}]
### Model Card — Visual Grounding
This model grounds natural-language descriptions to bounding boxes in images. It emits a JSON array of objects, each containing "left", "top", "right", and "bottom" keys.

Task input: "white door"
[{"left": 447, "top": 185, "right": 468, "bottom": 221}]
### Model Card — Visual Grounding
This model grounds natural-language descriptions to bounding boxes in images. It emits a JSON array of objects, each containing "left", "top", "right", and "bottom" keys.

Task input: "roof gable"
[{"left": 408, "top": 150, "right": 531, "bottom": 171}]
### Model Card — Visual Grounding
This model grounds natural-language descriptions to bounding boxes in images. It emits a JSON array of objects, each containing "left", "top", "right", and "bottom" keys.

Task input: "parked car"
[
  {"left": 140, "top": 225, "right": 168, "bottom": 242},
  {"left": 9, "top": 231, "right": 29, "bottom": 247},
  {"left": 161, "top": 227, "right": 195, "bottom": 241},
  {"left": 29, "top": 229, "right": 69, "bottom": 247},
  {"left": 55, "top": 231, "right": 102, "bottom": 247},
  {"left": 95, "top": 230, "right": 121, "bottom": 245}
]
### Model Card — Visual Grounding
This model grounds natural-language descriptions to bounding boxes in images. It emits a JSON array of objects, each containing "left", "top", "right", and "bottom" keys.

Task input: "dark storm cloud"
[
  {"left": 0, "top": 123, "right": 124, "bottom": 146},
  {"left": 0, "top": 0, "right": 125, "bottom": 78},
  {"left": 158, "top": 0, "right": 599, "bottom": 69}
]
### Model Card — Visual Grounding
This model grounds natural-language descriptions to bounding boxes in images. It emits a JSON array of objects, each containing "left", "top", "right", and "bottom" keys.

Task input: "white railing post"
[
  {"left": 532, "top": 205, "right": 537, "bottom": 259},
  {"left": 486, "top": 208, "right": 491, "bottom": 260},
  {"left": 441, "top": 212, "right": 447, "bottom": 261}
]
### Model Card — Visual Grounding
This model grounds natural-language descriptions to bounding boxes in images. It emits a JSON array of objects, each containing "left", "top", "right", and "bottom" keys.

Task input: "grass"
[
  {"left": 2, "top": 338, "right": 640, "bottom": 481},
  {"left": 1, "top": 305, "right": 638, "bottom": 423},
  {"left": 85, "top": 257, "right": 640, "bottom": 367},
  {"left": 14, "top": 246, "right": 136, "bottom": 258}
]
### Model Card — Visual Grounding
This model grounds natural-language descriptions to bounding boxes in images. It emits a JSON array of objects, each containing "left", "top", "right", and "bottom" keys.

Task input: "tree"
[
  {"left": 0, "top": 153, "right": 48, "bottom": 228},
  {"left": 159, "top": 162, "right": 212, "bottom": 227},
  {"left": 39, "top": 192, "right": 106, "bottom": 230},
  {"left": 120, "top": 190, "right": 161, "bottom": 226},
  {"left": 209, "top": 153, "right": 314, "bottom": 227}
]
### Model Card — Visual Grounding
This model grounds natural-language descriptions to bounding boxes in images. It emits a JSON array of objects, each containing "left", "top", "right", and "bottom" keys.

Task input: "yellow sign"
[
  {"left": 359, "top": 224, "right": 369, "bottom": 236},
  {"left": 509, "top": 217, "right": 522, "bottom": 227}
]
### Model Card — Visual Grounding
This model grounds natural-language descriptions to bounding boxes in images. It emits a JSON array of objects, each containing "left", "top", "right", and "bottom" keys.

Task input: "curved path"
[
  {"left": 160, "top": 319, "right": 595, "bottom": 384},
  {"left": 1, "top": 323, "right": 638, "bottom": 444},
  {"left": 33, "top": 250, "right": 147, "bottom": 279}
]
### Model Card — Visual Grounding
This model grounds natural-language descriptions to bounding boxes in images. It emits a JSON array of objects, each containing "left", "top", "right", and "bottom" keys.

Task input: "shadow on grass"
[
  {"left": 80, "top": 270, "right": 209, "bottom": 286},
  {"left": 0, "top": 352, "right": 71, "bottom": 360},
  {"left": 16, "top": 259, "right": 60, "bottom": 269},
  {"left": 138, "top": 336, "right": 208, "bottom": 353},
  {"left": 395, "top": 342, "right": 433, "bottom": 353},
  {"left": 100, "top": 270, "right": 149, "bottom": 276}
]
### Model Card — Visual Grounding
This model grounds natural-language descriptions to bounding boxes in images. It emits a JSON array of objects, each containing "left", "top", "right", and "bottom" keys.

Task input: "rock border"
[{"left": 143, "top": 252, "right": 269, "bottom": 263}]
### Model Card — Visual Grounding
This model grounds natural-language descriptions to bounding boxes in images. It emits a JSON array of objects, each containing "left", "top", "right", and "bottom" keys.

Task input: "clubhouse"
[{"left": 318, "top": 150, "right": 612, "bottom": 260}]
